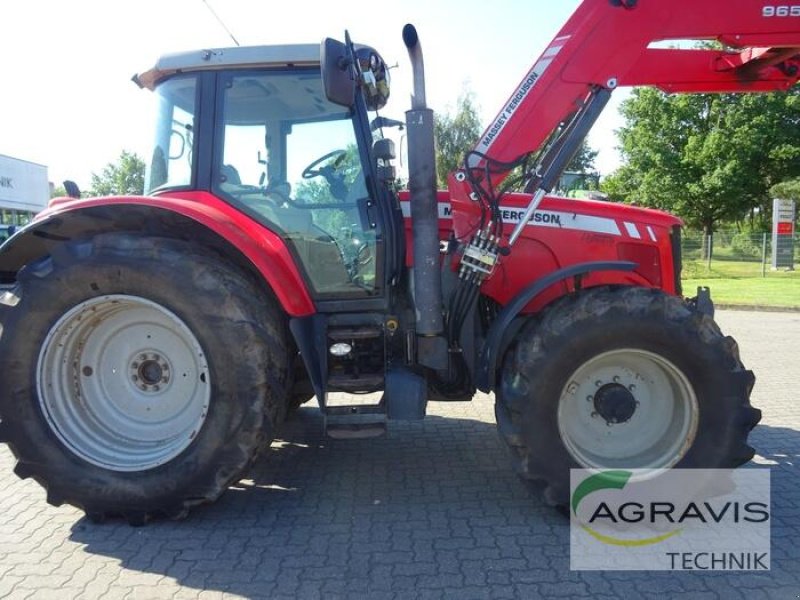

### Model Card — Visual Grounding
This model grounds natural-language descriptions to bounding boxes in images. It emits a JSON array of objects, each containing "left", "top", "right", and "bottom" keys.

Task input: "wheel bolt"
[
  {"left": 586, "top": 395, "right": 593, "bottom": 402},
  {"left": 139, "top": 354, "right": 147, "bottom": 361},
  {"left": 629, "top": 384, "right": 636, "bottom": 391},
  {"left": 132, "top": 375, "right": 139, "bottom": 382}
]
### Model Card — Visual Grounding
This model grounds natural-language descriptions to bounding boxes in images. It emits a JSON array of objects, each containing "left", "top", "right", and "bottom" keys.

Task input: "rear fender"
[{"left": 0, "top": 193, "right": 315, "bottom": 317}]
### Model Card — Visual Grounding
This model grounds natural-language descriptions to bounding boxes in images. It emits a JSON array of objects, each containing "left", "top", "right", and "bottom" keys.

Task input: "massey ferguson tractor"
[{"left": 0, "top": 0, "right": 797, "bottom": 523}]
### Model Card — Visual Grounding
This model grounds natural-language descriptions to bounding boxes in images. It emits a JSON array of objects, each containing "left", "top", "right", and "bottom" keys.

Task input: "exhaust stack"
[{"left": 403, "top": 24, "right": 447, "bottom": 369}]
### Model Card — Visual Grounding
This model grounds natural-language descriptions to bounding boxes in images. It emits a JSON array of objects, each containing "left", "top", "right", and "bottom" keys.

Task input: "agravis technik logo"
[{"left": 570, "top": 469, "right": 771, "bottom": 571}]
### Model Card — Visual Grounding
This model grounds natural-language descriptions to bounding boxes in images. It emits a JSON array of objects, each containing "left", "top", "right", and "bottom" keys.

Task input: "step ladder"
[
  {"left": 324, "top": 402, "right": 387, "bottom": 439},
  {"left": 321, "top": 368, "right": 426, "bottom": 439}
]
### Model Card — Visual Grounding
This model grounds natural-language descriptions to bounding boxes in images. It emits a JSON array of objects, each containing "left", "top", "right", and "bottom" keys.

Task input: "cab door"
[{"left": 212, "top": 68, "right": 387, "bottom": 304}]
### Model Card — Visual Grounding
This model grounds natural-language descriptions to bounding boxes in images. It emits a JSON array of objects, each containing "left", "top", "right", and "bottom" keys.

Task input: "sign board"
[
  {"left": 777, "top": 222, "right": 793, "bottom": 235},
  {"left": 0, "top": 154, "right": 50, "bottom": 213},
  {"left": 570, "top": 469, "right": 771, "bottom": 571},
  {"left": 772, "top": 198, "right": 795, "bottom": 270}
]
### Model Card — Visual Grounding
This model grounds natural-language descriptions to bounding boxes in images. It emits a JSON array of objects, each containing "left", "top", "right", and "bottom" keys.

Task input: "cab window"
[
  {"left": 145, "top": 76, "right": 197, "bottom": 192},
  {"left": 215, "top": 70, "right": 378, "bottom": 297}
]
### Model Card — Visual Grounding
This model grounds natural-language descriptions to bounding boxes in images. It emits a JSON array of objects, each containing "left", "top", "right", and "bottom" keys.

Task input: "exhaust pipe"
[
  {"left": 403, "top": 24, "right": 447, "bottom": 369},
  {"left": 403, "top": 24, "right": 427, "bottom": 110}
]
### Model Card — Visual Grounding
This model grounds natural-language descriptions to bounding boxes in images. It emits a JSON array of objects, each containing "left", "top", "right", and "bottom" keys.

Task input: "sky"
[{"left": 1, "top": 0, "right": 626, "bottom": 190}]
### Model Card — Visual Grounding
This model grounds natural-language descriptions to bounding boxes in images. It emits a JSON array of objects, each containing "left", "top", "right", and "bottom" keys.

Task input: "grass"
[{"left": 682, "top": 258, "right": 800, "bottom": 309}]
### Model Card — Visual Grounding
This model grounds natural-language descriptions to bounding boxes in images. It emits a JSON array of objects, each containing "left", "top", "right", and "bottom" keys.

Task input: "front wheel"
[
  {"left": 496, "top": 286, "right": 760, "bottom": 506},
  {"left": 0, "top": 235, "right": 289, "bottom": 523}
]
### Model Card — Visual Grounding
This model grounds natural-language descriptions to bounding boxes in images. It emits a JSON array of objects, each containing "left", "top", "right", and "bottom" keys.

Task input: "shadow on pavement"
[
  {"left": 68, "top": 410, "right": 565, "bottom": 598},
  {"left": 67, "top": 414, "right": 800, "bottom": 598}
]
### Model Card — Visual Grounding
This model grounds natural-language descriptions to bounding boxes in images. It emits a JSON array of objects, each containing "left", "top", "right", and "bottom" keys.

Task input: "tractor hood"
[{"left": 542, "top": 194, "right": 683, "bottom": 229}]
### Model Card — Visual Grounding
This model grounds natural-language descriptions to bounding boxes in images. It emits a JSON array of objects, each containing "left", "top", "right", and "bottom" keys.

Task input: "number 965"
[{"left": 763, "top": 5, "right": 800, "bottom": 16}]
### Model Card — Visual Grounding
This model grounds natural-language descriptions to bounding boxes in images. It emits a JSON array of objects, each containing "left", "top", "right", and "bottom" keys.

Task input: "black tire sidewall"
[
  {"left": 0, "top": 236, "right": 284, "bottom": 514},
  {"left": 500, "top": 288, "right": 752, "bottom": 504}
]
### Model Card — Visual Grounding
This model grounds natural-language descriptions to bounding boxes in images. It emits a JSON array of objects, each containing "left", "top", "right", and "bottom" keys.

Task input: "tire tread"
[{"left": 495, "top": 286, "right": 759, "bottom": 507}]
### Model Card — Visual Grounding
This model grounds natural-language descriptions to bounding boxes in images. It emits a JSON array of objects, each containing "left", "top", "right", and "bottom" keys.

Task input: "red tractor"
[{"left": 1, "top": 0, "right": 797, "bottom": 522}]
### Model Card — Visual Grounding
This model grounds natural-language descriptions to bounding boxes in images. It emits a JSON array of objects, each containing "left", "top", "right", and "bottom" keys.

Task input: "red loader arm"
[{"left": 457, "top": 0, "right": 800, "bottom": 208}]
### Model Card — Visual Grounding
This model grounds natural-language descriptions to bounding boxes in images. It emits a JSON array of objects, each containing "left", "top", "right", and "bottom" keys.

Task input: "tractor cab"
[{"left": 137, "top": 42, "right": 399, "bottom": 301}]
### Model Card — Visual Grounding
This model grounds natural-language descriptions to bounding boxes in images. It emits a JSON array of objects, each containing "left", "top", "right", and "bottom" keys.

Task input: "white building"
[{"left": 0, "top": 153, "right": 49, "bottom": 231}]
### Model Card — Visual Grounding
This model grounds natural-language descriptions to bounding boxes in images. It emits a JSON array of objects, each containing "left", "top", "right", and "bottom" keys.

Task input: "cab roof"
[{"left": 134, "top": 44, "right": 320, "bottom": 90}]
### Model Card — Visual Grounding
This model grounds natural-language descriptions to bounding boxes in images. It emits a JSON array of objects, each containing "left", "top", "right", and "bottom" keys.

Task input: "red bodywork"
[
  {"left": 43, "top": 187, "right": 678, "bottom": 317},
  {"left": 41, "top": 191, "right": 315, "bottom": 317},
  {"left": 399, "top": 190, "right": 680, "bottom": 312}
]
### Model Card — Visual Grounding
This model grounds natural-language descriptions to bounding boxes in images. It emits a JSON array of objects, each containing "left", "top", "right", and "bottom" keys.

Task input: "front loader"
[{"left": 0, "top": 0, "right": 797, "bottom": 522}]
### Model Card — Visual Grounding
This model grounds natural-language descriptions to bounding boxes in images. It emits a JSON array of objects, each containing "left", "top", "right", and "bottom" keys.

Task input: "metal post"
[{"left": 762, "top": 232, "right": 768, "bottom": 278}]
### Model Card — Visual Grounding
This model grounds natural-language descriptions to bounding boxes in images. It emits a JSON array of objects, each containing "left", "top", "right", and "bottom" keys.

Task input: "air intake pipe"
[{"left": 403, "top": 24, "right": 447, "bottom": 370}]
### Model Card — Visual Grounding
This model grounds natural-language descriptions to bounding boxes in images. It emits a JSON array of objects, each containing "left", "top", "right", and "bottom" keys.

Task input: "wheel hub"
[
  {"left": 140, "top": 360, "right": 163, "bottom": 385},
  {"left": 131, "top": 352, "right": 171, "bottom": 392},
  {"left": 593, "top": 383, "right": 637, "bottom": 424}
]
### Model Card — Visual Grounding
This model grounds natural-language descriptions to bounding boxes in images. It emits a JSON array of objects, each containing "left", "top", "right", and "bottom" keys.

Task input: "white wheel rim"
[
  {"left": 37, "top": 295, "right": 211, "bottom": 472},
  {"left": 557, "top": 349, "right": 698, "bottom": 470}
]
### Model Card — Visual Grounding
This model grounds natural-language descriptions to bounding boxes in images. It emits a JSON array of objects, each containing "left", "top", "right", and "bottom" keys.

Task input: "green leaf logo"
[
  {"left": 572, "top": 470, "right": 632, "bottom": 516},
  {"left": 572, "top": 470, "right": 681, "bottom": 547}
]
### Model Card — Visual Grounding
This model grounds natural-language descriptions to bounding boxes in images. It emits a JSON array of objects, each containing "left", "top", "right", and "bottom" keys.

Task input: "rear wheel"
[
  {"left": 496, "top": 286, "right": 759, "bottom": 506},
  {"left": 0, "top": 235, "right": 289, "bottom": 523}
]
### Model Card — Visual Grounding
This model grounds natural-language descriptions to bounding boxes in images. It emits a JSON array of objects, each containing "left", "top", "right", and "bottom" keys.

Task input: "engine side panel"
[{"left": 400, "top": 189, "right": 681, "bottom": 314}]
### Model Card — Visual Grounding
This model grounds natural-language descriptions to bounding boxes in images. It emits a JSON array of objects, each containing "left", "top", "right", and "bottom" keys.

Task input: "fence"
[{"left": 681, "top": 230, "right": 799, "bottom": 277}]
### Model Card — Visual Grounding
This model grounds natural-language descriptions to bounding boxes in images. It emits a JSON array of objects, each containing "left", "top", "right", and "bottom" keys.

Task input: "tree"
[
  {"left": 565, "top": 140, "right": 598, "bottom": 174},
  {"left": 89, "top": 150, "right": 146, "bottom": 196},
  {"left": 434, "top": 91, "right": 483, "bottom": 188},
  {"left": 601, "top": 87, "right": 800, "bottom": 234},
  {"left": 771, "top": 178, "right": 800, "bottom": 203},
  {"left": 50, "top": 184, "right": 67, "bottom": 199}
]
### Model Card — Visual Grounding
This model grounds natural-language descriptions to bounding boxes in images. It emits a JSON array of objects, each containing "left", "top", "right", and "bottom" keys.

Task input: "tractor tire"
[
  {"left": 0, "top": 234, "right": 289, "bottom": 524},
  {"left": 496, "top": 286, "right": 759, "bottom": 507}
]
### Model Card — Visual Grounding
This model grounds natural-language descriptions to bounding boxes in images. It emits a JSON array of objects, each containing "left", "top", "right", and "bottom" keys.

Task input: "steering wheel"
[{"left": 302, "top": 149, "right": 348, "bottom": 179}]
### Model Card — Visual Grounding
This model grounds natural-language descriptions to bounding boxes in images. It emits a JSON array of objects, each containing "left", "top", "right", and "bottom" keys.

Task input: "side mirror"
[
  {"left": 373, "top": 138, "right": 396, "bottom": 161},
  {"left": 321, "top": 38, "right": 355, "bottom": 107}
]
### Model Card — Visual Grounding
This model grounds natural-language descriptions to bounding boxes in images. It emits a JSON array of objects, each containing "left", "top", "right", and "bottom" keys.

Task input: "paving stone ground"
[{"left": 0, "top": 310, "right": 798, "bottom": 599}]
